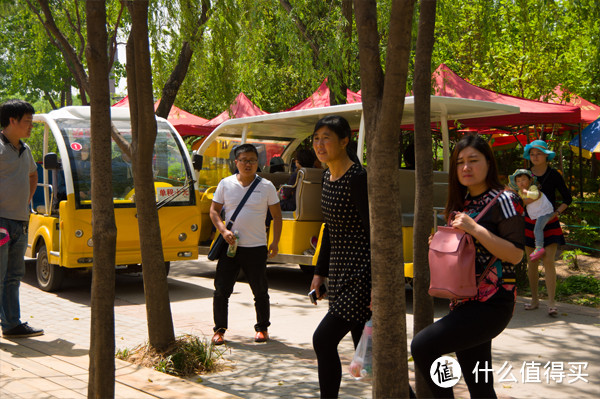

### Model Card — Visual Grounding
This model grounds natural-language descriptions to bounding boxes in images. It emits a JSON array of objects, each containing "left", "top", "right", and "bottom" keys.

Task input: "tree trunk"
[
  {"left": 412, "top": 1, "right": 437, "bottom": 397},
  {"left": 155, "top": 41, "right": 193, "bottom": 119},
  {"left": 86, "top": 1, "right": 117, "bottom": 397},
  {"left": 126, "top": 0, "right": 175, "bottom": 352},
  {"left": 355, "top": 0, "right": 415, "bottom": 397}
]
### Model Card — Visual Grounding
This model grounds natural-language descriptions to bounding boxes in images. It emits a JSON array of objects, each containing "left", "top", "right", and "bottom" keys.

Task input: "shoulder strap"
[
  {"left": 473, "top": 189, "right": 504, "bottom": 223},
  {"left": 473, "top": 190, "right": 505, "bottom": 286},
  {"left": 226, "top": 176, "right": 262, "bottom": 230}
]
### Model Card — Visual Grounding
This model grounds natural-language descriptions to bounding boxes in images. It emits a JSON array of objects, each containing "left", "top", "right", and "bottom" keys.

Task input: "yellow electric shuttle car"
[
  {"left": 193, "top": 97, "right": 519, "bottom": 278},
  {"left": 27, "top": 106, "right": 201, "bottom": 291}
]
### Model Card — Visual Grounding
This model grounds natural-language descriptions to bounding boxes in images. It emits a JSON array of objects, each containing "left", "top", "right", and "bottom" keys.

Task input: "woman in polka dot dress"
[{"left": 310, "top": 115, "right": 371, "bottom": 398}]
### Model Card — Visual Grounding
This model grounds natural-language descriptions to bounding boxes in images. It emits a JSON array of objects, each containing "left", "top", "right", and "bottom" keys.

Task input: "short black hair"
[
  {"left": 313, "top": 115, "right": 351, "bottom": 140},
  {"left": 234, "top": 143, "right": 259, "bottom": 159},
  {"left": 0, "top": 99, "right": 35, "bottom": 128},
  {"left": 313, "top": 115, "right": 361, "bottom": 164},
  {"left": 295, "top": 149, "right": 316, "bottom": 168}
]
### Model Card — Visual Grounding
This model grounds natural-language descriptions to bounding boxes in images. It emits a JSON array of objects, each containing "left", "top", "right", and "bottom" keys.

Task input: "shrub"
[
  {"left": 116, "top": 334, "right": 226, "bottom": 377},
  {"left": 556, "top": 275, "right": 600, "bottom": 307}
]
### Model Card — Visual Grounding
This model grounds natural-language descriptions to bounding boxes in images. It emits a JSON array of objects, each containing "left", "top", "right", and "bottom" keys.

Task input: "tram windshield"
[{"left": 55, "top": 119, "right": 194, "bottom": 208}]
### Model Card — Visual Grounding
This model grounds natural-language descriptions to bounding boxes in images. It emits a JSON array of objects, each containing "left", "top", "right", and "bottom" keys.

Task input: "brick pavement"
[{"left": 1, "top": 258, "right": 599, "bottom": 398}]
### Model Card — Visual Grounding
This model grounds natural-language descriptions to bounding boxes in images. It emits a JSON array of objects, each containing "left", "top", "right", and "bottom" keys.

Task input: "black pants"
[
  {"left": 313, "top": 312, "right": 365, "bottom": 398},
  {"left": 411, "top": 288, "right": 515, "bottom": 398},
  {"left": 213, "top": 246, "right": 270, "bottom": 332}
]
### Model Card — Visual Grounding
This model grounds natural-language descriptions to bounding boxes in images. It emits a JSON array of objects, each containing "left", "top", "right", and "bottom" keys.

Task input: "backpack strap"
[
  {"left": 473, "top": 189, "right": 505, "bottom": 223},
  {"left": 474, "top": 190, "right": 505, "bottom": 286}
]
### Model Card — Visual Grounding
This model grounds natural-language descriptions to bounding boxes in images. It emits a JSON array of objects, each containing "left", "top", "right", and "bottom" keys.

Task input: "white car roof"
[{"left": 197, "top": 96, "right": 519, "bottom": 155}]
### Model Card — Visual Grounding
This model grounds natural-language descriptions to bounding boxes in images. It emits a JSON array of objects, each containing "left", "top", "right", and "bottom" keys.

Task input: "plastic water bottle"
[{"left": 227, "top": 230, "right": 239, "bottom": 257}]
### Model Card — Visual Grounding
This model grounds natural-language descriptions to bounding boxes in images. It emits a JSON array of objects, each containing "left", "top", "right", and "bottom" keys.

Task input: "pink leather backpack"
[{"left": 428, "top": 191, "right": 503, "bottom": 299}]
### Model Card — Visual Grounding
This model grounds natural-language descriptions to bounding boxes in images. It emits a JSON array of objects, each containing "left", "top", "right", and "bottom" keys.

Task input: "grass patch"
[
  {"left": 556, "top": 275, "right": 600, "bottom": 308},
  {"left": 116, "top": 334, "right": 226, "bottom": 377}
]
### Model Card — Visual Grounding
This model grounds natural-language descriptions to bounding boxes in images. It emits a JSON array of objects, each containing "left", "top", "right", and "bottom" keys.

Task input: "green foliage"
[
  {"left": 116, "top": 334, "right": 225, "bottom": 377},
  {"left": 3, "top": 0, "right": 600, "bottom": 124},
  {"left": 556, "top": 275, "right": 600, "bottom": 307},
  {"left": 562, "top": 193, "right": 600, "bottom": 227},
  {"left": 1, "top": 0, "right": 125, "bottom": 108},
  {"left": 565, "top": 225, "right": 600, "bottom": 249},
  {"left": 433, "top": 0, "right": 600, "bottom": 104},
  {"left": 167, "top": 163, "right": 184, "bottom": 180},
  {"left": 560, "top": 249, "right": 590, "bottom": 270}
]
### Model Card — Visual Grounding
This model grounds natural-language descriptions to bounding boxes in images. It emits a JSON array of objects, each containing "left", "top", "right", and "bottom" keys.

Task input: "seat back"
[
  {"left": 294, "top": 168, "right": 325, "bottom": 221},
  {"left": 257, "top": 172, "right": 291, "bottom": 190},
  {"left": 396, "top": 169, "right": 448, "bottom": 226}
]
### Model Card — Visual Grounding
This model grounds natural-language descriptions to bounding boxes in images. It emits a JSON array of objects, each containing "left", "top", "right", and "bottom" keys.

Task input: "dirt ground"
[{"left": 554, "top": 252, "right": 600, "bottom": 279}]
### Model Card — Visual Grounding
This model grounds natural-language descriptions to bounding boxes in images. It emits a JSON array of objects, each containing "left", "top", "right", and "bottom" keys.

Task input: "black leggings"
[
  {"left": 411, "top": 288, "right": 515, "bottom": 398},
  {"left": 313, "top": 312, "right": 364, "bottom": 398}
]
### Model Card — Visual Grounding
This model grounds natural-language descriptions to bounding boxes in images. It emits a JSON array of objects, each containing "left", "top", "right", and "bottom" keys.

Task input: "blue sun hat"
[
  {"left": 523, "top": 140, "right": 556, "bottom": 161},
  {"left": 508, "top": 169, "right": 536, "bottom": 191}
]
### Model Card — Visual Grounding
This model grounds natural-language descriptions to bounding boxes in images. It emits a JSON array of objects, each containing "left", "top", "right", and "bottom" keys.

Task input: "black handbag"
[{"left": 207, "top": 176, "right": 262, "bottom": 261}]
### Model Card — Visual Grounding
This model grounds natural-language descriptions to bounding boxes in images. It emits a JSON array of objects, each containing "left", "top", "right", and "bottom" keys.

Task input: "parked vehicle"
[
  {"left": 27, "top": 106, "right": 201, "bottom": 291},
  {"left": 193, "top": 97, "right": 519, "bottom": 278}
]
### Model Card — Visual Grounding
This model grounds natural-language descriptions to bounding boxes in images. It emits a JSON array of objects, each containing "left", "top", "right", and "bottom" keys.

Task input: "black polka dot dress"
[{"left": 320, "top": 163, "right": 371, "bottom": 323}]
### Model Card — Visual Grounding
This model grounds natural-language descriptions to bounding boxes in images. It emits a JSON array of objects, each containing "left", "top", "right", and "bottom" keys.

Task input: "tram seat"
[
  {"left": 397, "top": 169, "right": 448, "bottom": 227},
  {"left": 257, "top": 172, "right": 291, "bottom": 190},
  {"left": 280, "top": 167, "right": 324, "bottom": 221}
]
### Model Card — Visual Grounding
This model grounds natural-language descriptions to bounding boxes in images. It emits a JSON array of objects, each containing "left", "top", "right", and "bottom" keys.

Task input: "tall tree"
[
  {"left": 354, "top": 0, "right": 415, "bottom": 397},
  {"left": 412, "top": 0, "right": 437, "bottom": 397},
  {"left": 152, "top": 0, "right": 211, "bottom": 119},
  {"left": 85, "top": 0, "right": 117, "bottom": 396},
  {"left": 23, "top": 0, "right": 123, "bottom": 105},
  {"left": 126, "top": 0, "right": 175, "bottom": 351}
]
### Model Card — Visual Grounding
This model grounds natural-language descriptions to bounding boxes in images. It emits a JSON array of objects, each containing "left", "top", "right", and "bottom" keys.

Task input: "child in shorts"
[{"left": 509, "top": 169, "right": 554, "bottom": 261}]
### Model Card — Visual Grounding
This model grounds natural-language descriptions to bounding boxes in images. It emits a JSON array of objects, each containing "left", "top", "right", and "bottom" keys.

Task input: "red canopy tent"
[
  {"left": 432, "top": 64, "right": 581, "bottom": 128},
  {"left": 285, "top": 79, "right": 330, "bottom": 111},
  {"left": 543, "top": 85, "right": 600, "bottom": 125},
  {"left": 112, "top": 96, "right": 209, "bottom": 137},
  {"left": 346, "top": 89, "right": 362, "bottom": 104},
  {"left": 196, "top": 92, "right": 269, "bottom": 136}
]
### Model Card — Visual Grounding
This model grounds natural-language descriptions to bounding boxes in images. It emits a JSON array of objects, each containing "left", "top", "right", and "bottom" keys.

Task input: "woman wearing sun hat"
[{"left": 523, "top": 140, "right": 572, "bottom": 316}]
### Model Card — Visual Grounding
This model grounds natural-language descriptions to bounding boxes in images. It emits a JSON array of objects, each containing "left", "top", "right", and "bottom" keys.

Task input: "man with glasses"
[{"left": 209, "top": 144, "right": 282, "bottom": 345}]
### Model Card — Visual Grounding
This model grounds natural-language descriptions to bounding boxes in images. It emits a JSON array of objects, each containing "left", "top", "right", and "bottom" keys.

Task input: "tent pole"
[
  {"left": 357, "top": 113, "right": 366, "bottom": 165},
  {"left": 578, "top": 123, "right": 583, "bottom": 199},
  {"left": 440, "top": 104, "right": 449, "bottom": 172},
  {"left": 241, "top": 125, "right": 248, "bottom": 144},
  {"left": 568, "top": 129, "right": 574, "bottom": 195}
]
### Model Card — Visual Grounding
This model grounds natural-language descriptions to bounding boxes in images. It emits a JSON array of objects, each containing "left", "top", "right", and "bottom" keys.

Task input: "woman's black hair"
[
  {"left": 445, "top": 134, "right": 502, "bottom": 219},
  {"left": 313, "top": 115, "right": 361, "bottom": 164}
]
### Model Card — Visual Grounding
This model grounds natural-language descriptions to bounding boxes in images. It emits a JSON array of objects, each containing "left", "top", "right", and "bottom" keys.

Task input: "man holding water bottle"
[{"left": 209, "top": 144, "right": 282, "bottom": 345}]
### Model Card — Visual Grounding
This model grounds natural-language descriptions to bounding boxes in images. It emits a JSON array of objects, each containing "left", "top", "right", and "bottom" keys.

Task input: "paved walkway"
[{"left": 1, "top": 257, "right": 599, "bottom": 398}]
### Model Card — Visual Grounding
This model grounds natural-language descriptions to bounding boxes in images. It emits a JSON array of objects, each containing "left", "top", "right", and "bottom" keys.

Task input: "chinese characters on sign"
[
  {"left": 430, "top": 357, "right": 589, "bottom": 387},
  {"left": 430, "top": 356, "right": 461, "bottom": 388},
  {"left": 472, "top": 361, "right": 589, "bottom": 384}
]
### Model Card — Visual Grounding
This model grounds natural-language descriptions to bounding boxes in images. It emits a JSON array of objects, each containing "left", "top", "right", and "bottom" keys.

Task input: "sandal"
[
  {"left": 548, "top": 306, "right": 558, "bottom": 317},
  {"left": 524, "top": 303, "right": 539, "bottom": 310}
]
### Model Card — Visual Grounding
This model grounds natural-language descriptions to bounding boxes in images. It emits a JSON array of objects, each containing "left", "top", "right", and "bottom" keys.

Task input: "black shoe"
[{"left": 2, "top": 322, "right": 44, "bottom": 338}]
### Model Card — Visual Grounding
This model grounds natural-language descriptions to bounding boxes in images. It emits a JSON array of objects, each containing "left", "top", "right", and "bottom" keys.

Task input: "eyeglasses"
[{"left": 236, "top": 158, "right": 258, "bottom": 165}]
